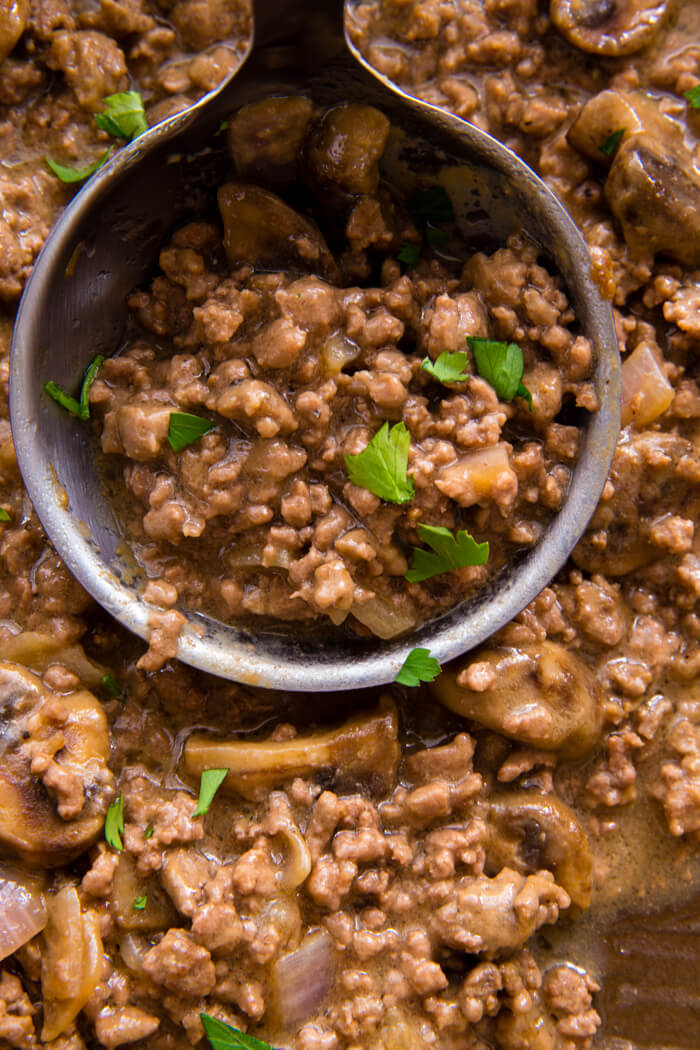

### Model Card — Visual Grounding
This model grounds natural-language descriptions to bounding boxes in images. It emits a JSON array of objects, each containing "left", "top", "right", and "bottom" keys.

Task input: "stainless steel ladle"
[{"left": 9, "top": 0, "right": 620, "bottom": 691}]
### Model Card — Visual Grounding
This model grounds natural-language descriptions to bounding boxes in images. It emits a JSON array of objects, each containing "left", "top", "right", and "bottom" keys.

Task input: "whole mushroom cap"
[{"left": 550, "top": 0, "right": 671, "bottom": 56}]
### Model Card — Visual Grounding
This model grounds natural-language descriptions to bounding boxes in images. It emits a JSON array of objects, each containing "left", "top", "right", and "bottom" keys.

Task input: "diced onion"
[
  {"left": 321, "top": 334, "right": 361, "bottom": 376},
  {"left": 0, "top": 864, "right": 46, "bottom": 961},
  {"left": 350, "top": 595, "right": 416, "bottom": 639},
  {"left": 272, "top": 929, "right": 335, "bottom": 1027},
  {"left": 118, "top": 932, "right": 148, "bottom": 974},
  {"left": 621, "top": 341, "right": 673, "bottom": 428},
  {"left": 275, "top": 823, "right": 312, "bottom": 892}
]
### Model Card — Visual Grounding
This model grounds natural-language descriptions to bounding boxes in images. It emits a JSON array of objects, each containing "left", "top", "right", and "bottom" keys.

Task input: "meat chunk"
[
  {"left": 47, "top": 31, "right": 127, "bottom": 110},
  {"left": 432, "top": 868, "right": 570, "bottom": 955},
  {"left": 142, "top": 929, "right": 216, "bottom": 997}
]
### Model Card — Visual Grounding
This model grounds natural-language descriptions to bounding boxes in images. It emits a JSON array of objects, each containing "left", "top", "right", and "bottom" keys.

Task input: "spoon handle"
[{"left": 251, "top": 0, "right": 345, "bottom": 51}]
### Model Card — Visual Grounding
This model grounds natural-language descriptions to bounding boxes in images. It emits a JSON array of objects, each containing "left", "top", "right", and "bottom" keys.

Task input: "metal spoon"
[{"left": 9, "top": 0, "right": 620, "bottom": 691}]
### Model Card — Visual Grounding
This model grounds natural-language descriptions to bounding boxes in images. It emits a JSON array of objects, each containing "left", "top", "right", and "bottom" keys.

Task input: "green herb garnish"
[
  {"left": 46, "top": 90, "right": 147, "bottom": 181},
  {"left": 105, "top": 794, "right": 124, "bottom": 852},
  {"left": 44, "top": 354, "right": 104, "bottom": 420},
  {"left": 95, "top": 91, "right": 148, "bottom": 141},
  {"left": 168, "top": 412, "right": 216, "bottom": 452},
  {"left": 0, "top": 509, "right": 10, "bottom": 522},
  {"left": 397, "top": 242, "right": 421, "bottom": 267},
  {"left": 44, "top": 383, "right": 82, "bottom": 417},
  {"left": 80, "top": 354, "right": 104, "bottom": 418},
  {"left": 467, "top": 337, "right": 532, "bottom": 408},
  {"left": 406, "top": 523, "right": 489, "bottom": 583},
  {"left": 425, "top": 225, "right": 448, "bottom": 249},
  {"left": 201, "top": 1013, "right": 276, "bottom": 1050},
  {"left": 45, "top": 150, "right": 112, "bottom": 184},
  {"left": 395, "top": 647, "right": 441, "bottom": 687},
  {"left": 143, "top": 825, "right": 154, "bottom": 841},
  {"left": 683, "top": 85, "right": 700, "bottom": 108},
  {"left": 421, "top": 351, "right": 469, "bottom": 384},
  {"left": 132, "top": 895, "right": 147, "bottom": 910},
  {"left": 410, "top": 185, "right": 455, "bottom": 224},
  {"left": 599, "top": 128, "right": 626, "bottom": 157},
  {"left": 193, "top": 769, "right": 228, "bottom": 817},
  {"left": 344, "top": 421, "right": 415, "bottom": 505},
  {"left": 100, "top": 672, "right": 122, "bottom": 698}
]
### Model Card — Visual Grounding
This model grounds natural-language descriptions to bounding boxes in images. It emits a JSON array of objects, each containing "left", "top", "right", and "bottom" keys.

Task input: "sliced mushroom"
[
  {"left": 41, "top": 886, "right": 104, "bottom": 1041},
  {"left": 305, "top": 103, "right": 391, "bottom": 195},
  {"left": 0, "top": 632, "right": 106, "bottom": 689},
  {"left": 217, "top": 182, "right": 339, "bottom": 281},
  {"left": 0, "top": 663, "right": 114, "bottom": 866},
  {"left": 431, "top": 642, "right": 603, "bottom": 758},
  {"left": 111, "top": 853, "right": 178, "bottom": 932},
  {"left": 550, "top": 0, "right": 671, "bottom": 56},
  {"left": 183, "top": 697, "right": 400, "bottom": 800},
  {"left": 486, "top": 791, "right": 593, "bottom": 909},
  {"left": 567, "top": 89, "right": 683, "bottom": 164},
  {"left": 605, "top": 134, "right": 700, "bottom": 267},
  {"left": 228, "top": 96, "right": 314, "bottom": 186},
  {"left": 0, "top": 0, "right": 29, "bottom": 64}
]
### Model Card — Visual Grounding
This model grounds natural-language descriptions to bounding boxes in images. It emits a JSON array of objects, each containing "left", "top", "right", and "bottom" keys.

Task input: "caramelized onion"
[
  {"left": 272, "top": 929, "right": 335, "bottom": 1027},
  {"left": 0, "top": 863, "right": 46, "bottom": 961}
]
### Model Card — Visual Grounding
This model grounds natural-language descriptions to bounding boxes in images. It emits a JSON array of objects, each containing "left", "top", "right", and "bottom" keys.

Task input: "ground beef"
[
  {"left": 0, "top": 0, "right": 251, "bottom": 303},
  {"left": 91, "top": 100, "right": 594, "bottom": 638}
]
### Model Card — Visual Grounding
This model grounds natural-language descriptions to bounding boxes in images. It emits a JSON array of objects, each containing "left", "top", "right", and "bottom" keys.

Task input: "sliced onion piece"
[
  {"left": 621, "top": 341, "right": 673, "bottom": 428},
  {"left": 272, "top": 929, "right": 335, "bottom": 1027},
  {"left": 118, "top": 932, "right": 148, "bottom": 974},
  {"left": 350, "top": 595, "right": 416, "bottom": 639},
  {"left": 0, "top": 863, "right": 46, "bottom": 961}
]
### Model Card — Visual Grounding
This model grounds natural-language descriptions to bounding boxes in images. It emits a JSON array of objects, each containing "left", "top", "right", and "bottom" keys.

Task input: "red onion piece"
[
  {"left": 0, "top": 864, "right": 46, "bottom": 961},
  {"left": 272, "top": 929, "right": 335, "bottom": 1027}
]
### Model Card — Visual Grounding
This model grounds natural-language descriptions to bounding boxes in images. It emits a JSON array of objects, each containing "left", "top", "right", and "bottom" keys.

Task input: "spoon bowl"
[{"left": 9, "top": 0, "right": 620, "bottom": 691}]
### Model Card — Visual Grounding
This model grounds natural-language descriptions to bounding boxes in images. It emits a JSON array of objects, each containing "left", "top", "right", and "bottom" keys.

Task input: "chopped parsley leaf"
[
  {"left": 193, "top": 768, "right": 229, "bottom": 817},
  {"left": 104, "top": 794, "right": 124, "bottom": 852},
  {"left": 100, "top": 672, "right": 122, "bottom": 698},
  {"left": 143, "top": 825, "right": 154, "bottom": 841},
  {"left": 599, "top": 128, "right": 626, "bottom": 157},
  {"left": 44, "top": 382, "right": 82, "bottom": 418},
  {"left": 406, "top": 523, "right": 489, "bottom": 583},
  {"left": 467, "top": 337, "right": 532, "bottom": 408},
  {"left": 95, "top": 91, "right": 148, "bottom": 141},
  {"left": 45, "top": 354, "right": 105, "bottom": 421},
  {"left": 344, "top": 421, "right": 415, "bottom": 505},
  {"left": 0, "top": 509, "right": 10, "bottom": 522},
  {"left": 421, "top": 351, "right": 469, "bottom": 384},
  {"left": 132, "top": 895, "right": 147, "bottom": 910},
  {"left": 201, "top": 1013, "right": 276, "bottom": 1050},
  {"left": 80, "top": 354, "right": 104, "bottom": 419},
  {"left": 168, "top": 412, "right": 216, "bottom": 452},
  {"left": 684, "top": 85, "right": 700, "bottom": 108},
  {"left": 397, "top": 242, "right": 421, "bottom": 267},
  {"left": 45, "top": 150, "right": 112, "bottom": 184},
  {"left": 425, "top": 225, "right": 448, "bottom": 249},
  {"left": 395, "top": 647, "right": 441, "bottom": 687},
  {"left": 410, "top": 185, "right": 455, "bottom": 224}
]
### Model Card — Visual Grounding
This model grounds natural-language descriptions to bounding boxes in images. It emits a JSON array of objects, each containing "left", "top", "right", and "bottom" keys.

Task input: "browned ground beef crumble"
[
  {"left": 0, "top": 1, "right": 698, "bottom": 1049},
  {"left": 90, "top": 99, "right": 595, "bottom": 637}
]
